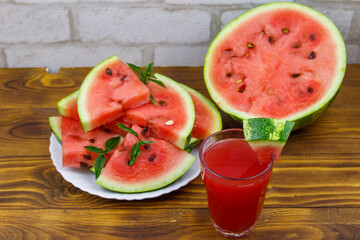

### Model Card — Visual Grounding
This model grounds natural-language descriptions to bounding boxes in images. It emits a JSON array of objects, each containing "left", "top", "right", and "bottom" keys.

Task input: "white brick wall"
[{"left": 0, "top": 0, "right": 358, "bottom": 69}]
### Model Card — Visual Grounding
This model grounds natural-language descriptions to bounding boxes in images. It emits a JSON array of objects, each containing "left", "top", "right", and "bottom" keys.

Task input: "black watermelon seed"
[
  {"left": 225, "top": 48, "right": 232, "bottom": 52},
  {"left": 142, "top": 126, "right": 148, "bottom": 135},
  {"left": 237, "top": 85, "right": 246, "bottom": 93},
  {"left": 307, "top": 87, "right": 313, "bottom": 93},
  {"left": 247, "top": 43, "right": 255, "bottom": 49},
  {"left": 149, "top": 155, "right": 156, "bottom": 162},
  {"left": 121, "top": 75, "right": 127, "bottom": 81},
  {"left": 80, "top": 162, "right": 89, "bottom": 167},
  {"left": 89, "top": 139, "right": 95, "bottom": 143},
  {"left": 292, "top": 73, "right": 301, "bottom": 78},
  {"left": 282, "top": 28, "right": 289, "bottom": 34},
  {"left": 268, "top": 36, "right": 274, "bottom": 44},
  {"left": 144, "top": 144, "right": 151, "bottom": 150},
  {"left": 106, "top": 68, "right": 112, "bottom": 76},
  {"left": 83, "top": 154, "right": 92, "bottom": 160},
  {"left": 309, "top": 51, "right": 316, "bottom": 59},
  {"left": 310, "top": 34, "right": 316, "bottom": 41},
  {"left": 104, "top": 128, "right": 110, "bottom": 133},
  {"left": 227, "top": 72, "right": 232, "bottom": 77},
  {"left": 261, "top": 30, "right": 266, "bottom": 35},
  {"left": 159, "top": 100, "right": 166, "bottom": 106},
  {"left": 294, "top": 43, "right": 301, "bottom": 48}
]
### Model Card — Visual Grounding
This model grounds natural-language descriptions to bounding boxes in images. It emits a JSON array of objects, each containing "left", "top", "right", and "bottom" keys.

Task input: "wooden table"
[{"left": 0, "top": 65, "right": 359, "bottom": 239}]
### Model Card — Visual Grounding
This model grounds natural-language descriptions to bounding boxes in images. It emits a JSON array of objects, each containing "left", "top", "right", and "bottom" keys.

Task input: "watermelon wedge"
[
  {"left": 78, "top": 56, "right": 150, "bottom": 132},
  {"left": 181, "top": 84, "right": 222, "bottom": 140},
  {"left": 96, "top": 125, "right": 196, "bottom": 193},
  {"left": 49, "top": 116, "right": 62, "bottom": 141},
  {"left": 62, "top": 117, "right": 122, "bottom": 168},
  {"left": 243, "top": 118, "right": 294, "bottom": 163},
  {"left": 204, "top": 2, "right": 346, "bottom": 130},
  {"left": 123, "top": 73, "right": 195, "bottom": 149},
  {"left": 57, "top": 90, "right": 79, "bottom": 120}
]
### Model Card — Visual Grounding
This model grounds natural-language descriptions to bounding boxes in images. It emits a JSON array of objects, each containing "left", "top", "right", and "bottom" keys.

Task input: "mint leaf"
[
  {"left": 94, "top": 154, "right": 106, "bottom": 179},
  {"left": 140, "top": 140, "right": 154, "bottom": 145},
  {"left": 84, "top": 146, "right": 104, "bottom": 154},
  {"left": 127, "top": 63, "right": 145, "bottom": 83},
  {"left": 145, "top": 62, "right": 153, "bottom": 76},
  {"left": 149, "top": 78, "right": 166, "bottom": 88},
  {"left": 105, "top": 136, "right": 121, "bottom": 152},
  {"left": 129, "top": 142, "right": 141, "bottom": 166},
  {"left": 150, "top": 94, "right": 157, "bottom": 105},
  {"left": 117, "top": 123, "right": 139, "bottom": 138}
]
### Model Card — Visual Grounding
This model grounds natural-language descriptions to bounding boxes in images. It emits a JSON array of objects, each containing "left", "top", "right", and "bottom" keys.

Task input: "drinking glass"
[{"left": 199, "top": 129, "right": 274, "bottom": 238}]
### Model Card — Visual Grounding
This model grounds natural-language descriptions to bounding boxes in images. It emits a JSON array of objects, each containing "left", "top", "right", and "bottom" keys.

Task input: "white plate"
[{"left": 49, "top": 133, "right": 200, "bottom": 200}]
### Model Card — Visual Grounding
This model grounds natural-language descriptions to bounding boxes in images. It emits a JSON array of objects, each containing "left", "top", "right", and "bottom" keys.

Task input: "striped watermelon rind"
[{"left": 243, "top": 118, "right": 295, "bottom": 162}]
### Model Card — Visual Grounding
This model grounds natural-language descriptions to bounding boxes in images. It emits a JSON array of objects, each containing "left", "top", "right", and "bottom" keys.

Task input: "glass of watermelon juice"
[{"left": 199, "top": 129, "right": 274, "bottom": 238}]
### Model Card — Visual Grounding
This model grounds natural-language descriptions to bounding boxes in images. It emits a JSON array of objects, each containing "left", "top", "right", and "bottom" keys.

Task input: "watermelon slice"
[
  {"left": 57, "top": 90, "right": 79, "bottom": 120},
  {"left": 78, "top": 56, "right": 150, "bottom": 132},
  {"left": 49, "top": 116, "right": 62, "bottom": 141},
  {"left": 181, "top": 84, "right": 222, "bottom": 140},
  {"left": 62, "top": 117, "right": 121, "bottom": 168},
  {"left": 123, "top": 73, "right": 195, "bottom": 149},
  {"left": 243, "top": 118, "right": 294, "bottom": 163},
  {"left": 96, "top": 125, "right": 196, "bottom": 193},
  {"left": 204, "top": 3, "right": 346, "bottom": 130}
]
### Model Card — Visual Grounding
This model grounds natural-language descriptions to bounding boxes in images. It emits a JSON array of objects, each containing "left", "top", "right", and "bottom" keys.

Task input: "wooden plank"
[
  {"left": 1, "top": 153, "right": 360, "bottom": 209},
  {"left": 0, "top": 208, "right": 358, "bottom": 239}
]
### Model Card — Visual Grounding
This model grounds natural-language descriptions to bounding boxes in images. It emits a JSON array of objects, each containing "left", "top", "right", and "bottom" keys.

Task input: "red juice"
[{"left": 200, "top": 137, "right": 273, "bottom": 236}]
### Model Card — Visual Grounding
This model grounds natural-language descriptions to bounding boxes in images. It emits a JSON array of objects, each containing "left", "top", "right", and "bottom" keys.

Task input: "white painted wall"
[{"left": 0, "top": 0, "right": 358, "bottom": 70}]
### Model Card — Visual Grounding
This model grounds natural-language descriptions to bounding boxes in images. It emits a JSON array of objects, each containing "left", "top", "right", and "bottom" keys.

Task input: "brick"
[
  {"left": 5, "top": 45, "right": 143, "bottom": 71},
  {"left": 314, "top": 8, "right": 354, "bottom": 40},
  {"left": 14, "top": 0, "right": 77, "bottom": 3},
  {"left": 346, "top": 44, "right": 359, "bottom": 64},
  {"left": 221, "top": 10, "right": 248, "bottom": 29},
  {"left": 76, "top": 8, "right": 210, "bottom": 43},
  {"left": 0, "top": 7, "right": 70, "bottom": 44},
  {"left": 154, "top": 46, "right": 208, "bottom": 66},
  {"left": 165, "top": 0, "right": 292, "bottom": 4}
]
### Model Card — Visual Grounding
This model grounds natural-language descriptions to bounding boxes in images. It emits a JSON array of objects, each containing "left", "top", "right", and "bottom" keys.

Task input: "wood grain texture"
[
  {"left": 0, "top": 208, "right": 359, "bottom": 239},
  {"left": 0, "top": 65, "right": 359, "bottom": 239}
]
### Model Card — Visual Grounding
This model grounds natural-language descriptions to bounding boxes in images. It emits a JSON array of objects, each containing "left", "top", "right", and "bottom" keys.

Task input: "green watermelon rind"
[
  {"left": 243, "top": 118, "right": 294, "bottom": 142},
  {"left": 57, "top": 90, "right": 79, "bottom": 118},
  {"left": 204, "top": 2, "right": 346, "bottom": 131},
  {"left": 96, "top": 154, "right": 196, "bottom": 193},
  {"left": 49, "top": 116, "right": 62, "bottom": 142},
  {"left": 77, "top": 56, "right": 120, "bottom": 132},
  {"left": 181, "top": 84, "right": 222, "bottom": 138},
  {"left": 153, "top": 73, "right": 196, "bottom": 149}
]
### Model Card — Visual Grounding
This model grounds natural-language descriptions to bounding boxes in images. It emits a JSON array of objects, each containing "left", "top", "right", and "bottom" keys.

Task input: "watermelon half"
[
  {"left": 204, "top": 2, "right": 346, "bottom": 130},
  {"left": 96, "top": 125, "right": 196, "bottom": 193},
  {"left": 78, "top": 56, "right": 150, "bottom": 132},
  {"left": 123, "top": 73, "right": 195, "bottom": 149}
]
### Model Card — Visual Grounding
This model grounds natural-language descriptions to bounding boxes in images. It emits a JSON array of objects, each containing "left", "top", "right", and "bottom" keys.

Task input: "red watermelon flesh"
[
  {"left": 205, "top": 4, "right": 345, "bottom": 126},
  {"left": 78, "top": 56, "right": 150, "bottom": 132},
  {"left": 96, "top": 124, "right": 196, "bottom": 193},
  {"left": 122, "top": 73, "right": 195, "bottom": 149},
  {"left": 101, "top": 119, "right": 131, "bottom": 136},
  {"left": 62, "top": 116, "right": 120, "bottom": 168}
]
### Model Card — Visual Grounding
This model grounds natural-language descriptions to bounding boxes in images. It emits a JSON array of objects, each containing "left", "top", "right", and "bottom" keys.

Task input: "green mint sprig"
[
  {"left": 127, "top": 62, "right": 166, "bottom": 105},
  {"left": 117, "top": 124, "right": 154, "bottom": 166},
  {"left": 84, "top": 136, "right": 121, "bottom": 179}
]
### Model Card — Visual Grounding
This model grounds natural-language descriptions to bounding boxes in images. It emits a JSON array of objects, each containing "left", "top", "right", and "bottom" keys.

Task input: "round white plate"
[{"left": 49, "top": 133, "right": 200, "bottom": 200}]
